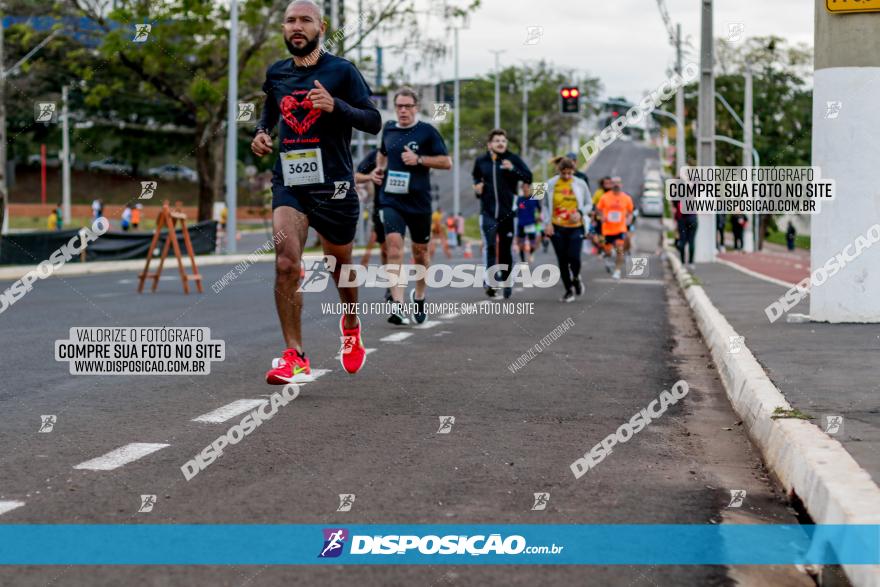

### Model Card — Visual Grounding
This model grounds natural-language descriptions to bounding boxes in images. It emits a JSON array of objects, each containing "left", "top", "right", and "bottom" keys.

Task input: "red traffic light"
[
  {"left": 561, "top": 88, "right": 571, "bottom": 98},
  {"left": 570, "top": 88, "right": 580, "bottom": 98}
]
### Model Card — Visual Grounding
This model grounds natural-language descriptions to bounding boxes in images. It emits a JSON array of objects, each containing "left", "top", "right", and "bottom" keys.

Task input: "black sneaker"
[
  {"left": 560, "top": 291, "right": 575, "bottom": 303},
  {"left": 409, "top": 289, "right": 427, "bottom": 324},
  {"left": 388, "top": 302, "right": 409, "bottom": 325},
  {"left": 503, "top": 286, "right": 512, "bottom": 299},
  {"left": 485, "top": 286, "right": 497, "bottom": 298},
  {"left": 573, "top": 277, "right": 583, "bottom": 296},
  {"left": 383, "top": 288, "right": 392, "bottom": 302}
]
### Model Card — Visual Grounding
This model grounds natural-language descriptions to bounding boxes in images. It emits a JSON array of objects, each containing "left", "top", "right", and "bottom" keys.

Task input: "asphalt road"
[{"left": 0, "top": 143, "right": 813, "bottom": 586}]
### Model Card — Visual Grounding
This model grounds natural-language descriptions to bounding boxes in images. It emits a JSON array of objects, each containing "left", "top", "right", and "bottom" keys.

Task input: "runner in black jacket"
[{"left": 471, "top": 129, "right": 533, "bottom": 298}]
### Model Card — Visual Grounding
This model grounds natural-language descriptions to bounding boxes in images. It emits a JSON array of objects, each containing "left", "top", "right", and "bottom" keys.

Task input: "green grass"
[
  {"left": 770, "top": 407, "right": 812, "bottom": 420},
  {"left": 765, "top": 230, "right": 810, "bottom": 250},
  {"left": 9, "top": 216, "right": 161, "bottom": 231},
  {"left": 464, "top": 215, "right": 481, "bottom": 241}
]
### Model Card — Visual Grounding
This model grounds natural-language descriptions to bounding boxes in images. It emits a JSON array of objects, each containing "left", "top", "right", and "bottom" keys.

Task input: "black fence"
[{"left": 0, "top": 221, "right": 218, "bottom": 265}]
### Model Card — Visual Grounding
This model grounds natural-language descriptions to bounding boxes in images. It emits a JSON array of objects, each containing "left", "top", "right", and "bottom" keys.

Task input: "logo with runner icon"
[
  {"left": 530, "top": 182, "right": 547, "bottom": 201},
  {"left": 318, "top": 528, "right": 349, "bottom": 558},
  {"left": 627, "top": 256, "right": 649, "bottom": 278},
  {"left": 531, "top": 492, "right": 550, "bottom": 511},
  {"left": 823, "top": 415, "right": 844, "bottom": 435},
  {"left": 336, "top": 494, "right": 356, "bottom": 512},
  {"left": 437, "top": 416, "right": 455, "bottom": 434},
  {"left": 38, "top": 415, "right": 57, "bottom": 433},
  {"left": 727, "top": 489, "right": 746, "bottom": 508},
  {"left": 298, "top": 255, "right": 337, "bottom": 293}
]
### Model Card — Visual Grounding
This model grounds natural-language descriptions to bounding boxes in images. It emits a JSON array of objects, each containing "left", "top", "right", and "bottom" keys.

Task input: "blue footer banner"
[{"left": 0, "top": 525, "right": 877, "bottom": 565}]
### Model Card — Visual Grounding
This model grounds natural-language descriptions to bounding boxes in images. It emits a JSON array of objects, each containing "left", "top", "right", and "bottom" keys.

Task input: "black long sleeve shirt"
[{"left": 258, "top": 52, "right": 381, "bottom": 188}]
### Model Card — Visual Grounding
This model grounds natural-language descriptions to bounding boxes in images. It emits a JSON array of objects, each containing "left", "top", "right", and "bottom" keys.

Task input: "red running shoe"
[
  {"left": 339, "top": 316, "right": 366, "bottom": 374},
  {"left": 265, "top": 348, "right": 314, "bottom": 385}
]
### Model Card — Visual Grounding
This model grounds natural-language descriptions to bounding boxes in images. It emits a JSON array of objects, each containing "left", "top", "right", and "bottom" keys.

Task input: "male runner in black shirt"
[
  {"left": 370, "top": 87, "right": 451, "bottom": 324},
  {"left": 252, "top": 0, "right": 381, "bottom": 384}
]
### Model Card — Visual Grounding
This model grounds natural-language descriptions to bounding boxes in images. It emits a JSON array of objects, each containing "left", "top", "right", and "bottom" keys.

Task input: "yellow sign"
[{"left": 827, "top": 0, "right": 880, "bottom": 13}]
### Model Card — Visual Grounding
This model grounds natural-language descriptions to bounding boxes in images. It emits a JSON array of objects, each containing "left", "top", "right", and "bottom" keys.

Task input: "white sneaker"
[{"left": 612, "top": 270, "right": 621, "bottom": 280}]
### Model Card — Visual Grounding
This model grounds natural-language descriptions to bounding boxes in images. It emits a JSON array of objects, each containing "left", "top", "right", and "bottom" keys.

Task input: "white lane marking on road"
[
  {"left": 593, "top": 278, "right": 665, "bottom": 286},
  {"left": 192, "top": 399, "right": 267, "bottom": 423},
  {"left": 93, "top": 293, "right": 126, "bottom": 298},
  {"left": 380, "top": 332, "right": 413, "bottom": 342},
  {"left": 413, "top": 321, "right": 443, "bottom": 330},
  {"left": 0, "top": 501, "right": 25, "bottom": 516},
  {"left": 336, "top": 348, "right": 376, "bottom": 360},
  {"left": 715, "top": 257, "right": 796, "bottom": 288},
  {"left": 73, "top": 443, "right": 169, "bottom": 471},
  {"left": 439, "top": 313, "right": 459, "bottom": 320},
  {"left": 309, "top": 368, "right": 331, "bottom": 380}
]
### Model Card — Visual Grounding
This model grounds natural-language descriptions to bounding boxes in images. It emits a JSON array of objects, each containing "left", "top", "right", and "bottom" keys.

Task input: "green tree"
[
  {"left": 64, "top": 0, "right": 479, "bottom": 220},
  {"left": 679, "top": 35, "right": 812, "bottom": 168},
  {"left": 437, "top": 61, "right": 601, "bottom": 167}
]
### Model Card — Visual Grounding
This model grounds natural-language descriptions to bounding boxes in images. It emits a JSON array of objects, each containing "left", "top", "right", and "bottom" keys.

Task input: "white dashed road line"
[
  {"left": 413, "top": 321, "right": 443, "bottom": 330},
  {"left": 192, "top": 399, "right": 268, "bottom": 423},
  {"left": 0, "top": 501, "right": 25, "bottom": 516},
  {"left": 73, "top": 443, "right": 169, "bottom": 471},
  {"left": 380, "top": 332, "right": 413, "bottom": 343}
]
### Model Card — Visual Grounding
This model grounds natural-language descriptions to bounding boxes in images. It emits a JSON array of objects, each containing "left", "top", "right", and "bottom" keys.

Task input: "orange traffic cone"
[{"left": 463, "top": 240, "right": 473, "bottom": 259}]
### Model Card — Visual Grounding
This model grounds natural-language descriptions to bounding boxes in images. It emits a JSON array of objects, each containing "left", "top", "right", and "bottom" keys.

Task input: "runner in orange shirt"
[{"left": 595, "top": 177, "right": 634, "bottom": 280}]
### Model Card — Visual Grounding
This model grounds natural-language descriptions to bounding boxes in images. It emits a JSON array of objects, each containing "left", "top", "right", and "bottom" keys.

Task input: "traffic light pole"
[
  {"left": 521, "top": 74, "right": 529, "bottom": 163},
  {"left": 674, "top": 23, "right": 686, "bottom": 177}
]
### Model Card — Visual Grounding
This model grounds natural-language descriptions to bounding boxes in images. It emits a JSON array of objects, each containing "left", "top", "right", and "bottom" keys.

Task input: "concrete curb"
[{"left": 666, "top": 248, "right": 880, "bottom": 587}]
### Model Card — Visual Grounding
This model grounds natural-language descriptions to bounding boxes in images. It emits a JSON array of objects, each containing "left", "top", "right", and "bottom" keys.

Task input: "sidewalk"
[
  {"left": 693, "top": 258, "right": 879, "bottom": 482},
  {"left": 669, "top": 248, "right": 880, "bottom": 586},
  {"left": 717, "top": 241, "right": 810, "bottom": 285}
]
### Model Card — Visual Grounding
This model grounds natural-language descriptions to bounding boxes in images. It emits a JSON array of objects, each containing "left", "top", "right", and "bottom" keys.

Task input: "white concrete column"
[{"left": 810, "top": 2, "right": 880, "bottom": 322}]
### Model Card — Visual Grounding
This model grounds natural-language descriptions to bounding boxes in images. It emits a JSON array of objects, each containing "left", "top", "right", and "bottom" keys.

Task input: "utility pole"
[
  {"left": 811, "top": 0, "right": 880, "bottom": 323},
  {"left": 674, "top": 23, "right": 685, "bottom": 177},
  {"left": 453, "top": 26, "right": 460, "bottom": 218},
  {"left": 61, "top": 85, "right": 71, "bottom": 225},
  {"left": 489, "top": 49, "right": 504, "bottom": 129},
  {"left": 225, "top": 0, "right": 239, "bottom": 253},
  {"left": 356, "top": 0, "right": 364, "bottom": 164},
  {"left": 695, "top": 0, "right": 716, "bottom": 263},
  {"left": 521, "top": 69, "right": 529, "bottom": 164},
  {"left": 0, "top": 14, "right": 7, "bottom": 237},
  {"left": 742, "top": 64, "right": 754, "bottom": 252}
]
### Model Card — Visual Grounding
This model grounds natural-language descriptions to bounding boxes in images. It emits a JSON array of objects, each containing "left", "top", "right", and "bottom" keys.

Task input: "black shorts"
[
  {"left": 379, "top": 206, "right": 431, "bottom": 244},
  {"left": 604, "top": 232, "right": 627, "bottom": 245},
  {"left": 271, "top": 181, "right": 359, "bottom": 245},
  {"left": 371, "top": 208, "right": 386, "bottom": 244},
  {"left": 516, "top": 224, "right": 539, "bottom": 240}
]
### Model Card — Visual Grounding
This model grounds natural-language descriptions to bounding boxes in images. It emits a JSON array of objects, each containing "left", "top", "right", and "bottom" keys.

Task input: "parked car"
[
  {"left": 640, "top": 190, "right": 664, "bottom": 217},
  {"left": 146, "top": 164, "right": 198, "bottom": 182},
  {"left": 88, "top": 157, "right": 132, "bottom": 174},
  {"left": 27, "top": 153, "right": 61, "bottom": 167}
]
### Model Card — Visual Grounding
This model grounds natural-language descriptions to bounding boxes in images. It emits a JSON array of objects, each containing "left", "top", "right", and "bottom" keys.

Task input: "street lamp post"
[
  {"left": 489, "top": 50, "right": 504, "bottom": 129},
  {"left": 225, "top": 0, "right": 239, "bottom": 253}
]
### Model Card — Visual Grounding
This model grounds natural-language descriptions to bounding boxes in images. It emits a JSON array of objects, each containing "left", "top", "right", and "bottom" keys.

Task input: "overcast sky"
[{"left": 393, "top": 0, "right": 814, "bottom": 101}]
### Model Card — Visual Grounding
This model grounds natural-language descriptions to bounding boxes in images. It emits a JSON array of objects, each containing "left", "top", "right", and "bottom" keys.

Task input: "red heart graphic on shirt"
[{"left": 280, "top": 93, "right": 322, "bottom": 135}]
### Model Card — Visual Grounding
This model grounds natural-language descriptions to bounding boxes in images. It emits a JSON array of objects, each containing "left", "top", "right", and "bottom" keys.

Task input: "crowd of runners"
[{"left": 251, "top": 0, "right": 639, "bottom": 386}]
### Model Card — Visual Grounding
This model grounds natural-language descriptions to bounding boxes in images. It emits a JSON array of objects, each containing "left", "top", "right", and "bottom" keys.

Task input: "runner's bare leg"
[
  {"left": 323, "top": 239, "right": 359, "bottom": 329},
  {"left": 273, "top": 206, "right": 310, "bottom": 352}
]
